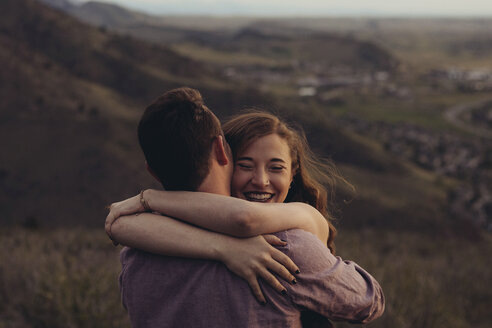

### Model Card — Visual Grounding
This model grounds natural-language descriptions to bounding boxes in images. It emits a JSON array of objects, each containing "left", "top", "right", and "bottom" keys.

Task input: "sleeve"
[
  {"left": 283, "top": 229, "right": 385, "bottom": 323},
  {"left": 119, "top": 247, "right": 131, "bottom": 311}
]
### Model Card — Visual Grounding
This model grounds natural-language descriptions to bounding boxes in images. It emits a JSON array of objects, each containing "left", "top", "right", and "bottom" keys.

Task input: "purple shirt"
[{"left": 120, "top": 229, "right": 384, "bottom": 327}]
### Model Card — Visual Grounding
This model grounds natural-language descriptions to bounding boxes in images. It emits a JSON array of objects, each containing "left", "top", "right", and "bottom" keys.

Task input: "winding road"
[{"left": 444, "top": 99, "right": 492, "bottom": 139}]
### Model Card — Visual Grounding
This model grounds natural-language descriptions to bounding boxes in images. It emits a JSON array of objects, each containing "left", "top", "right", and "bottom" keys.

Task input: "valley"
[{"left": 2, "top": 1, "right": 492, "bottom": 327}]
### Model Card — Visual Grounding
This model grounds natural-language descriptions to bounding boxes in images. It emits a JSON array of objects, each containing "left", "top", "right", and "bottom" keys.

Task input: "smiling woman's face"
[{"left": 231, "top": 133, "right": 293, "bottom": 203}]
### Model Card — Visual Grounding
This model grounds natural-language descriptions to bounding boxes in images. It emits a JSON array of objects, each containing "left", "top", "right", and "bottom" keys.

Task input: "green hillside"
[
  {"left": 0, "top": 0, "right": 268, "bottom": 227},
  {"left": 1, "top": 0, "right": 427, "bottom": 229},
  {"left": 2, "top": 1, "right": 491, "bottom": 327}
]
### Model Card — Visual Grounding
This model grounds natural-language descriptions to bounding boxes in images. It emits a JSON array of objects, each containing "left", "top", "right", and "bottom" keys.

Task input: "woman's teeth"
[{"left": 244, "top": 192, "right": 273, "bottom": 202}]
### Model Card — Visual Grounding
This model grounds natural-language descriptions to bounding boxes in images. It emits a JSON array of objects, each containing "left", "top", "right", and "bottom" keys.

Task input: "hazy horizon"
[{"left": 75, "top": 0, "right": 492, "bottom": 17}]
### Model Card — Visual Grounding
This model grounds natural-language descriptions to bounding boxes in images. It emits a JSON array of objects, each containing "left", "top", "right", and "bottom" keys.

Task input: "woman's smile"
[
  {"left": 232, "top": 133, "right": 293, "bottom": 204},
  {"left": 243, "top": 191, "right": 275, "bottom": 202}
]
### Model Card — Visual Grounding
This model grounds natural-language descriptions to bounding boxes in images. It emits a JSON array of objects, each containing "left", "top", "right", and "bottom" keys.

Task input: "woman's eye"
[
  {"left": 238, "top": 163, "right": 252, "bottom": 169},
  {"left": 270, "top": 166, "right": 285, "bottom": 171}
]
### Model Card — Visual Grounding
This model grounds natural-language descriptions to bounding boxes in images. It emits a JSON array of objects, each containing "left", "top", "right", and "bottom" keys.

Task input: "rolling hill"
[
  {"left": 40, "top": 0, "right": 212, "bottom": 44},
  {"left": 39, "top": 0, "right": 399, "bottom": 73},
  {"left": 2, "top": 3, "right": 491, "bottom": 327},
  {"left": 0, "top": 0, "right": 270, "bottom": 227},
  {"left": 0, "top": 0, "right": 458, "bottom": 240}
]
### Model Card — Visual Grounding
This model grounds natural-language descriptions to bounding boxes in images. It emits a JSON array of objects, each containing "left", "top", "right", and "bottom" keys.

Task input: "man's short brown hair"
[{"left": 138, "top": 87, "right": 222, "bottom": 191}]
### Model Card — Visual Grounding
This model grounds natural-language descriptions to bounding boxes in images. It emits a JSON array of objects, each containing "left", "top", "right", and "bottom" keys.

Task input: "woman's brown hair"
[{"left": 223, "top": 111, "right": 352, "bottom": 254}]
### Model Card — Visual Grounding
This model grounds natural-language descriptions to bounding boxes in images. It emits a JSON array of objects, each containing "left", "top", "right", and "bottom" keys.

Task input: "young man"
[{"left": 108, "top": 87, "right": 384, "bottom": 327}]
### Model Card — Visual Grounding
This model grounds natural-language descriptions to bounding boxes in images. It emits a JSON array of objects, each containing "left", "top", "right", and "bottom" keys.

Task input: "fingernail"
[
  {"left": 295, "top": 269, "right": 300, "bottom": 274},
  {"left": 292, "top": 279, "right": 297, "bottom": 284},
  {"left": 280, "top": 239, "right": 287, "bottom": 243},
  {"left": 281, "top": 289, "right": 287, "bottom": 295}
]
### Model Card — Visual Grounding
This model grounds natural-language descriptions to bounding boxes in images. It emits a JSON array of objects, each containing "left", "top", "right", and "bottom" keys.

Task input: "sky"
[{"left": 76, "top": 0, "right": 492, "bottom": 17}]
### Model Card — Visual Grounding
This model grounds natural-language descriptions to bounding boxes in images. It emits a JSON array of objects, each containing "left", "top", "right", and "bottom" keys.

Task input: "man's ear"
[
  {"left": 213, "top": 135, "right": 229, "bottom": 166},
  {"left": 146, "top": 162, "right": 161, "bottom": 183}
]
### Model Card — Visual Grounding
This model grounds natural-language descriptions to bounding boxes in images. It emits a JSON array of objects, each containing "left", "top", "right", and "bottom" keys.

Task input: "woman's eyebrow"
[{"left": 236, "top": 157, "right": 287, "bottom": 163}]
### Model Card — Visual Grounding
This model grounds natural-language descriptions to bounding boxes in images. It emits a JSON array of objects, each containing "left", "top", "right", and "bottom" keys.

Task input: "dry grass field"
[
  {"left": 2, "top": 1, "right": 492, "bottom": 327},
  {"left": 1, "top": 227, "right": 490, "bottom": 328}
]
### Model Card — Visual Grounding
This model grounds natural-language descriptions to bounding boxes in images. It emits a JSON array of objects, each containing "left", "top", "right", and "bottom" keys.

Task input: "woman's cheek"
[
  {"left": 231, "top": 170, "right": 247, "bottom": 197},
  {"left": 274, "top": 173, "right": 292, "bottom": 202}
]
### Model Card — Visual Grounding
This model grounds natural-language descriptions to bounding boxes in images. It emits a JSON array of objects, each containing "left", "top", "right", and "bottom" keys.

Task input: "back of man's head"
[{"left": 138, "top": 87, "right": 222, "bottom": 191}]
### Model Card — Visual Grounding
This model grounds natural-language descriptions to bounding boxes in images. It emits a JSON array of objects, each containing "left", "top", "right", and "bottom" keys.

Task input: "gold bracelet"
[{"left": 139, "top": 190, "right": 151, "bottom": 212}]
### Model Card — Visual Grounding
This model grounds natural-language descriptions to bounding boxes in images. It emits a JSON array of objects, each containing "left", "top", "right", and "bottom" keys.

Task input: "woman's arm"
[
  {"left": 109, "top": 211, "right": 299, "bottom": 303},
  {"left": 106, "top": 190, "right": 328, "bottom": 244}
]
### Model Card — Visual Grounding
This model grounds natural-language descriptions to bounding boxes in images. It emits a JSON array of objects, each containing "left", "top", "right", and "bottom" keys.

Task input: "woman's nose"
[{"left": 251, "top": 169, "right": 269, "bottom": 187}]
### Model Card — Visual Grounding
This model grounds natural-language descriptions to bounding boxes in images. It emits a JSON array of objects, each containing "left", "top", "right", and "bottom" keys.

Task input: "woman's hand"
[
  {"left": 217, "top": 234, "right": 299, "bottom": 304},
  {"left": 105, "top": 192, "right": 147, "bottom": 240}
]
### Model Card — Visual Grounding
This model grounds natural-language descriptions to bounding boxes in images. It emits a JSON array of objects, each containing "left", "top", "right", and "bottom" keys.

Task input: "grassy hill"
[
  {"left": 1, "top": 0, "right": 420, "bottom": 229},
  {"left": 40, "top": 0, "right": 399, "bottom": 73},
  {"left": 0, "top": 0, "right": 270, "bottom": 227},
  {"left": 248, "top": 17, "right": 492, "bottom": 70},
  {"left": 40, "top": 0, "right": 217, "bottom": 44},
  {"left": 2, "top": 2, "right": 491, "bottom": 327}
]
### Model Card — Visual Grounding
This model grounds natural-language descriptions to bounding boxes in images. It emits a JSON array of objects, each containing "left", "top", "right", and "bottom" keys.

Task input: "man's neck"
[{"left": 197, "top": 170, "right": 231, "bottom": 196}]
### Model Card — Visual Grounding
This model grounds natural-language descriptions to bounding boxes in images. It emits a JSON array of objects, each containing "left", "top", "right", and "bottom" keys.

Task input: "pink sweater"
[{"left": 120, "top": 229, "right": 384, "bottom": 327}]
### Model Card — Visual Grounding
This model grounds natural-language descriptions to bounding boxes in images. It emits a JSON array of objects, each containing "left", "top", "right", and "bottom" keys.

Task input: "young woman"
[{"left": 106, "top": 111, "right": 350, "bottom": 303}]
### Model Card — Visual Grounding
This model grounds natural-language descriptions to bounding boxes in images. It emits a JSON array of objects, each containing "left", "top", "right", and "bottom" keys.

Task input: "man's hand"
[
  {"left": 217, "top": 235, "right": 299, "bottom": 304},
  {"left": 105, "top": 193, "right": 146, "bottom": 240}
]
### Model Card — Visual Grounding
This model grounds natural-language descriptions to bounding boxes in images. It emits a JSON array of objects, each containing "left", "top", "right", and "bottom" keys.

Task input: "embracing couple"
[{"left": 105, "top": 87, "right": 384, "bottom": 327}]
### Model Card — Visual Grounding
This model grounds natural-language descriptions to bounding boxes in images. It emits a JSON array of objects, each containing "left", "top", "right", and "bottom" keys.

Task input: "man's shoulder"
[
  {"left": 274, "top": 229, "right": 336, "bottom": 270},
  {"left": 275, "top": 228, "right": 326, "bottom": 248}
]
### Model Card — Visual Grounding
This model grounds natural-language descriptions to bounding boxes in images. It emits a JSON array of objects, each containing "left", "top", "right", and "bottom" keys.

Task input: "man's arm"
[{"left": 282, "top": 229, "right": 384, "bottom": 323}]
